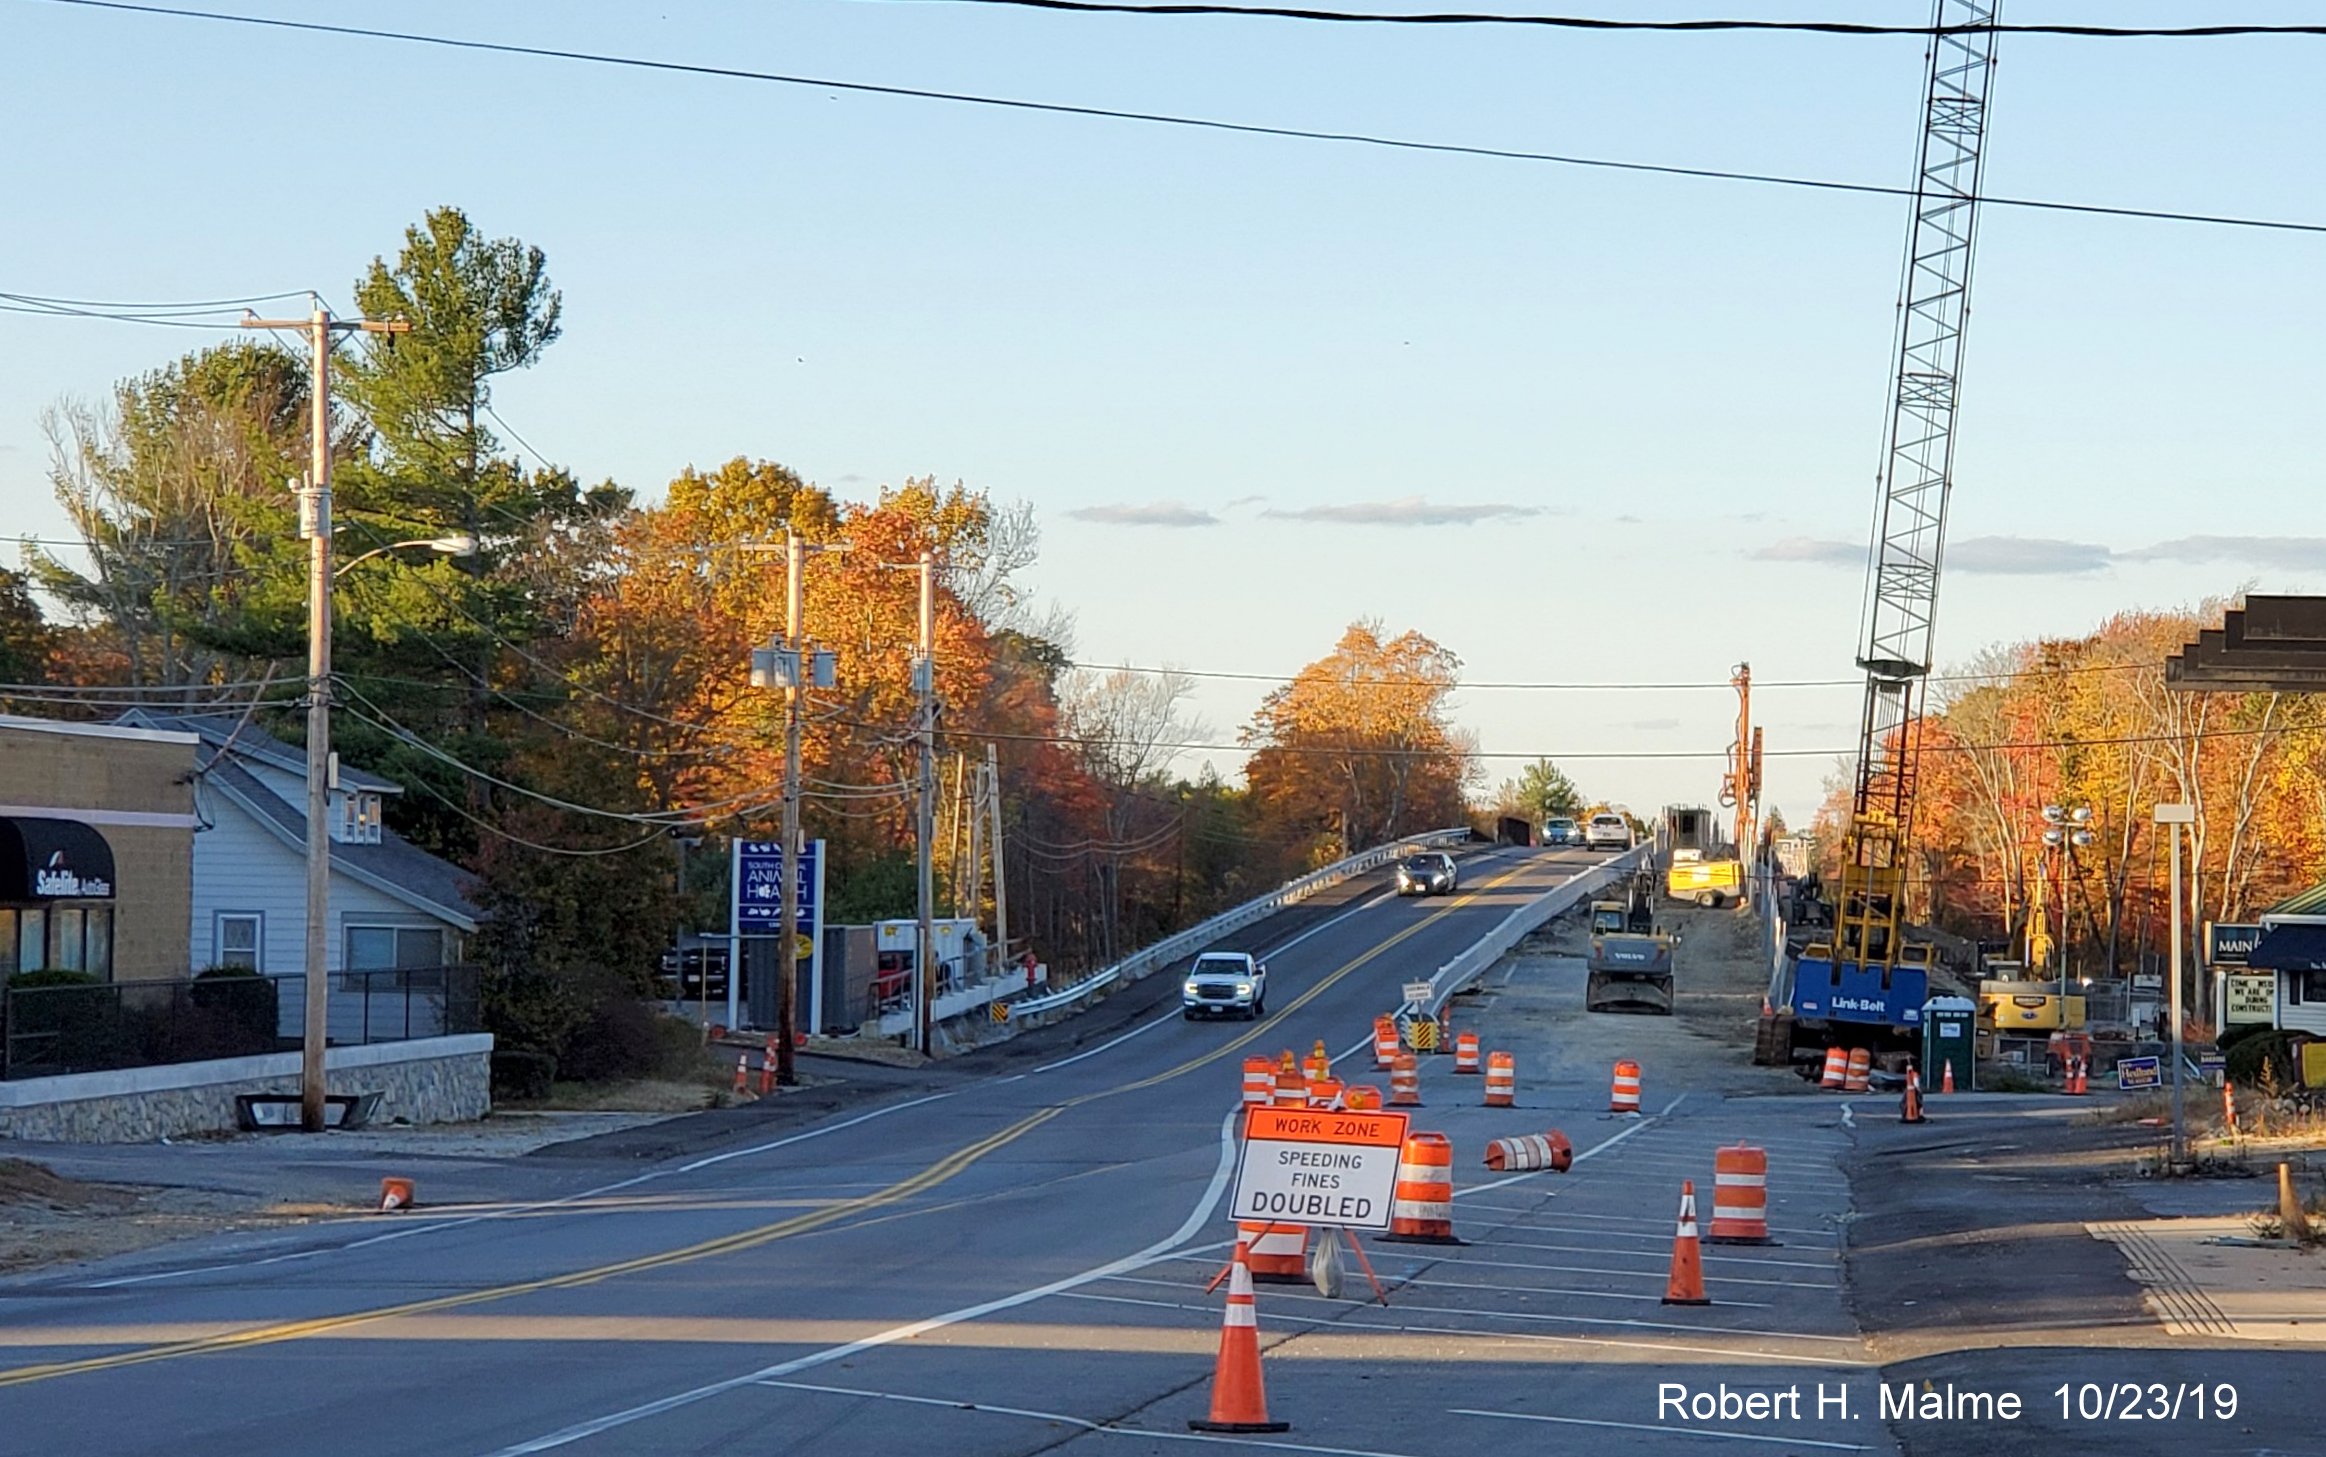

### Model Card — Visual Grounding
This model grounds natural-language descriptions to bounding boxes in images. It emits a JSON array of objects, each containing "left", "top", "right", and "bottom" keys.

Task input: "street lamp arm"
[{"left": 333, "top": 534, "right": 478, "bottom": 578}]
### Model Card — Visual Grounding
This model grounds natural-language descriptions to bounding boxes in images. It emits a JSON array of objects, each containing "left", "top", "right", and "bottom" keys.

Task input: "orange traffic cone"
[
  {"left": 758, "top": 1052, "right": 778, "bottom": 1096},
  {"left": 378, "top": 1176, "right": 415, "bottom": 1212},
  {"left": 1188, "top": 1241, "right": 1290, "bottom": 1434},
  {"left": 1940, "top": 1061, "right": 1956, "bottom": 1095},
  {"left": 1661, "top": 1180, "right": 1711, "bottom": 1306},
  {"left": 1900, "top": 1063, "right": 1926, "bottom": 1124},
  {"left": 732, "top": 1053, "right": 749, "bottom": 1095}
]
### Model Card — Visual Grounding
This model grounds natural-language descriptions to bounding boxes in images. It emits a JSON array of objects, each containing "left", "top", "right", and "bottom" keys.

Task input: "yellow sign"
[
  {"left": 2223, "top": 973, "right": 2276, "bottom": 1026},
  {"left": 1402, "top": 1016, "right": 1439, "bottom": 1052},
  {"left": 990, "top": 1000, "right": 1012, "bottom": 1024}
]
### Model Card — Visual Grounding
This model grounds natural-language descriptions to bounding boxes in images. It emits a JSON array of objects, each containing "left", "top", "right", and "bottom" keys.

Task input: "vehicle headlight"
[
  {"left": 1236, "top": 982, "right": 1253, "bottom": 995},
  {"left": 1184, "top": 980, "right": 1199, "bottom": 994}
]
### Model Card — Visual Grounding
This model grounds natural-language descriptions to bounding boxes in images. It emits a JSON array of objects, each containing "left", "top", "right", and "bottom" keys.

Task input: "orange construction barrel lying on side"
[
  {"left": 1388, "top": 1053, "right": 1422, "bottom": 1107},
  {"left": 1242, "top": 1057, "right": 1275, "bottom": 1108},
  {"left": 1610, "top": 1059, "right": 1642, "bottom": 1114},
  {"left": 1237, "top": 1219, "right": 1310, "bottom": 1283},
  {"left": 1707, "top": 1143, "right": 1775, "bottom": 1245},
  {"left": 1380, "top": 1132, "right": 1461, "bottom": 1244},
  {"left": 1483, "top": 1131, "right": 1572, "bottom": 1173},
  {"left": 1483, "top": 1052, "right": 1516, "bottom": 1107}
]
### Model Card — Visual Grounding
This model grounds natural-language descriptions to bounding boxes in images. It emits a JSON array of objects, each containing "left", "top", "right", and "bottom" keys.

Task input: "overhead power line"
[
  {"left": 29, "top": 0, "right": 2326, "bottom": 237},
  {"left": 943, "top": 0, "right": 2326, "bottom": 39},
  {"left": 1063, "top": 658, "right": 2147, "bottom": 691}
]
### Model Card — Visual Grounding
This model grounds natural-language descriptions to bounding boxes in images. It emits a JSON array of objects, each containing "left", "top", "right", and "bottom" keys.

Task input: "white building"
[
  {"left": 2252, "top": 881, "right": 2326, "bottom": 1040},
  {"left": 117, "top": 711, "right": 479, "bottom": 977}
]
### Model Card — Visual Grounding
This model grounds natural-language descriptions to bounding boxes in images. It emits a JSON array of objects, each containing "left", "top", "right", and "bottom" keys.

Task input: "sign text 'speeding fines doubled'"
[{"left": 1229, "top": 1106, "right": 1410, "bottom": 1232}]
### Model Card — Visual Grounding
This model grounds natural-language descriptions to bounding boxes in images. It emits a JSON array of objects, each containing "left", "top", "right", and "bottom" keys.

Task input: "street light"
[
  {"left": 2155, "top": 802, "right": 2197, "bottom": 1165},
  {"left": 334, "top": 533, "right": 478, "bottom": 576}
]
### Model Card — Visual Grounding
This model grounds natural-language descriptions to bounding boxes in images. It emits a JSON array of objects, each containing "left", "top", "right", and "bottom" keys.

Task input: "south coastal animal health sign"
[{"left": 1230, "top": 1107, "right": 1410, "bottom": 1231}]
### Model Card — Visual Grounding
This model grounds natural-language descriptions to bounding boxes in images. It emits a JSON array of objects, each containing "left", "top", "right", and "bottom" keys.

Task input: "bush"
[
  {"left": 491, "top": 1048, "right": 558, "bottom": 1101},
  {"left": 558, "top": 996, "right": 662, "bottom": 1084},
  {"left": 2226, "top": 1029, "right": 2302, "bottom": 1089},
  {"left": 2217, "top": 1022, "right": 2276, "bottom": 1052},
  {"left": 6, "top": 968, "right": 100, "bottom": 990}
]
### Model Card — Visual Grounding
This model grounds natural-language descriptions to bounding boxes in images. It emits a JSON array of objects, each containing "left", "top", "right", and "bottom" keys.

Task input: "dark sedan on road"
[{"left": 1396, "top": 852, "right": 1459, "bottom": 896}]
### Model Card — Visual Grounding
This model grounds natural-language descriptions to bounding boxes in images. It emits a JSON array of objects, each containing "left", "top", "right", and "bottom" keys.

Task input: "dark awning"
[
  {"left": 2248, "top": 923, "right": 2326, "bottom": 973},
  {"left": 0, "top": 816, "right": 115, "bottom": 901}
]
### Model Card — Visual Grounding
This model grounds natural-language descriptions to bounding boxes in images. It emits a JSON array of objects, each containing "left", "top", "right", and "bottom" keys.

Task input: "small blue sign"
[
  {"left": 736, "top": 840, "right": 819, "bottom": 931},
  {"left": 2116, "top": 1055, "right": 2162, "bottom": 1092}
]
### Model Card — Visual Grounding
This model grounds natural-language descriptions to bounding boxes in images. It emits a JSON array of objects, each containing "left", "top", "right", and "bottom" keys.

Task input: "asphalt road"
[
  {"left": 0, "top": 845, "right": 1612, "bottom": 1456},
  {"left": 11, "top": 846, "right": 2308, "bottom": 1457}
]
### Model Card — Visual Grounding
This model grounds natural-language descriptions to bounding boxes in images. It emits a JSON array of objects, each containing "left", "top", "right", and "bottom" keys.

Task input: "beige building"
[{"left": 0, "top": 716, "right": 199, "bottom": 981}]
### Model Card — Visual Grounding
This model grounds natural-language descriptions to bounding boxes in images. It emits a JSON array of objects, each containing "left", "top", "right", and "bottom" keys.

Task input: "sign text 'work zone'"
[{"left": 1229, "top": 1106, "right": 1410, "bottom": 1231}]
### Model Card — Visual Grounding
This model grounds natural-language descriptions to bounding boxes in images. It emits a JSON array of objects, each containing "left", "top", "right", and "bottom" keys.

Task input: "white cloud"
[
  {"left": 1264, "top": 496, "right": 1542, "bottom": 526},
  {"left": 1065, "top": 501, "right": 1219, "bottom": 528},
  {"left": 2121, "top": 535, "right": 2326, "bottom": 572},
  {"left": 1947, "top": 535, "right": 2113, "bottom": 575}
]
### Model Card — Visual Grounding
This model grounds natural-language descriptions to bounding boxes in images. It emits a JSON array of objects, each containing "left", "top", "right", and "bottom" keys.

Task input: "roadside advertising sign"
[
  {"left": 2207, "top": 922, "right": 2263, "bottom": 967},
  {"left": 1231, "top": 1106, "right": 1411, "bottom": 1231},
  {"left": 1401, "top": 980, "right": 1435, "bottom": 1007},
  {"left": 2115, "top": 1055, "right": 2162, "bottom": 1092},
  {"left": 2223, "top": 972, "right": 2277, "bottom": 1026}
]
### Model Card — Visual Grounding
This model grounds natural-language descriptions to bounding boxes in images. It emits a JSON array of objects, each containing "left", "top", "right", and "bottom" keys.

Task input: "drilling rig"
[{"left": 1773, "top": 0, "right": 2000, "bottom": 1062}]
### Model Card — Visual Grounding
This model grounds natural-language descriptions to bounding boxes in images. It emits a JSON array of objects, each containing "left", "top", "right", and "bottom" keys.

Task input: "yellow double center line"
[{"left": 0, "top": 856, "right": 1544, "bottom": 1388}]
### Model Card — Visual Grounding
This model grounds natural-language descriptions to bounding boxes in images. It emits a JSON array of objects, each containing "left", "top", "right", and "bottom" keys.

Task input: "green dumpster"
[{"left": 1921, "top": 996, "right": 1976, "bottom": 1092}]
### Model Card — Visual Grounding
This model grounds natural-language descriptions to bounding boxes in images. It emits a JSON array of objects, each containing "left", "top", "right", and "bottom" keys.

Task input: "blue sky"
[{"left": 2, "top": 1, "right": 2320, "bottom": 822}]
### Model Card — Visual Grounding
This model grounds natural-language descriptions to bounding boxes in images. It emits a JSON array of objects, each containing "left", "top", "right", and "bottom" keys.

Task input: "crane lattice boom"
[{"left": 1834, "top": 0, "right": 2001, "bottom": 974}]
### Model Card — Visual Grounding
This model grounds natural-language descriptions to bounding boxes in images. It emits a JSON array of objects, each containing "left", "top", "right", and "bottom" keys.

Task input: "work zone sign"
[{"left": 1230, "top": 1106, "right": 1410, "bottom": 1231}]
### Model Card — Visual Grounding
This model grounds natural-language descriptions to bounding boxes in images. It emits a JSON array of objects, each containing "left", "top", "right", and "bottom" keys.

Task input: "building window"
[
  {"left": 346, "top": 926, "right": 447, "bottom": 972},
  {"left": 333, "top": 791, "right": 384, "bottom": 845},
  {"left": 215, "top": 913, "right": 263, "bottom": 971},
  {"left": 0, "top": 903, "right": 112, "bottom": 978},
  {"left": 2296, "top": 968, "right": 2326, "bottom": 1004}
]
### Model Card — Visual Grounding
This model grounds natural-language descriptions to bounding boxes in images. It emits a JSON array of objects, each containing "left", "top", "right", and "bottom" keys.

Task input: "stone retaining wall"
[{"left": 0, "top": 1034, "right": 492, "bottom": 1143}]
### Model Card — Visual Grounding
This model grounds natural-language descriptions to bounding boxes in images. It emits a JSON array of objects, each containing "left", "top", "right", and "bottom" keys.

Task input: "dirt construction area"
[{"left": 1441, "top": 895, "right": 1789, "bottom": 1097}]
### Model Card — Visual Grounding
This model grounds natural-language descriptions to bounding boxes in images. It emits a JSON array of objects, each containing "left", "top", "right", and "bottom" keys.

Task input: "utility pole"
[
  {"left": 987, "top": 742, "right": 1008, "bottom": 976},
  {"left": 914, "top": 551, "right": 938, "bottom": 1057},
  {"left": 241, "top": 302, "right": 408, "bottom": 1133},
  {"left": 2158, "top": 802, "right": 2195, "bottom": 1164},
  {"left": 746, "top": 532, "right": 845, "bottom": 1085}
]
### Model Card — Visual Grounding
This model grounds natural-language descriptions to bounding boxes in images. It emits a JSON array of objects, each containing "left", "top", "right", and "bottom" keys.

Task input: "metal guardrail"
[
  {"left": 1406, "top": 846, "right": 1653, "bottom": 1016},
  {"left": 1005, "top": 826, "right": 1477, "bottom": 1022}
]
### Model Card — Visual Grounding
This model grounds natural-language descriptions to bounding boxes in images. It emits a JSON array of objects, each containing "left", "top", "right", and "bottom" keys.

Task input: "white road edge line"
[
  {"left": 1452, "top": 1407, "right": 1870, "bottom": 1451},
  {"left": 474, "top": 1105, "right": 1246, "bottom": 1456}
]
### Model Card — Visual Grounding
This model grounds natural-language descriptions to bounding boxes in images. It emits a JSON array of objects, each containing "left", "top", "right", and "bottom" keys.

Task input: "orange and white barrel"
[
  {"left": 1373, "top": 1016, "right": 1399, "bottom": 1070},
  {"left": 1610, "top": 1059, "right": 1642, "bottom": 1114},
  {"left": 1708, "top": 1143, "right": 1773, "bottom": 1245},
  {"left": 1843, "top": 1047, "right": 1872, "bottom": 1094},
  {"left": 1819, "top": 1046, "right": 1849, "bottom": 1090},
  {"left": 1483, "top": 1051, "right": 1516, "bottom": 1108},
  {"left": 1384, "top": 1132, "right": 1459, "bottom": 1243},
  {"left": 1273, "top": 1065, "right": 1307, "bottom": 1107},
  {"left": 1237, "top": 1219, "right": 1310, "bottom": 1282},
  {"left": 1482, "top": 1131, "right": 1572, "bottom": 1173},
  {"left": 1388, "top": 1053, "right": 1422, "bottom": 1106},
  {"left": 1452, "top": 1032, "right": 1482, "bottom": 1074},
  {"left": 1242, "top": 1056, "right": 1275, "bottom": 1108},
  {"left": 1306, "top": 1077, "right": 1344, "bottom": 1111}
]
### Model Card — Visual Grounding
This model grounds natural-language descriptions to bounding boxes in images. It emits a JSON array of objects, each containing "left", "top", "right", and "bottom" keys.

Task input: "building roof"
[
  {"left": 113, "top": 707, "right": 479, "bottom": 930},
  {"left": 2264, "top": 880, "right": 2326, "bottom": 921},
  {"left": 201, "top": 758, "right": 481, "bottom": 931},
  {"left": 116, "top": 709, "right": 404, "bottom": 793},
  {"left": 0, "top": 713, "right": 199, "bottom": 746}
]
